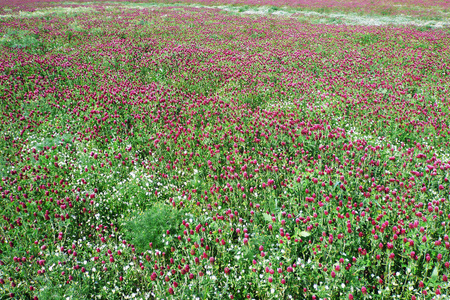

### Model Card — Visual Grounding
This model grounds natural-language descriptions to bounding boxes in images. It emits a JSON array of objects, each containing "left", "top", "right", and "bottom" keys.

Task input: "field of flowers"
[
  {"left": 1, "top": 1, "right": 450, "bottom": 299},
  {"left": 1, "top": 0, "right": 450, "bottom": 19}
]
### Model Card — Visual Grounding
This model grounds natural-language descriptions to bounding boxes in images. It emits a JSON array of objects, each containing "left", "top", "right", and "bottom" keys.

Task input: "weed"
[{"left": 122, "top": 203, "right": 183, "bottom": 252}]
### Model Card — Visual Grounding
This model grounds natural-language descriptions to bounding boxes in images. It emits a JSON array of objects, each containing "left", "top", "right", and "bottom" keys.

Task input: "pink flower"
[{"left": 361, "top": 286, "right": 367, "bottom": 294}]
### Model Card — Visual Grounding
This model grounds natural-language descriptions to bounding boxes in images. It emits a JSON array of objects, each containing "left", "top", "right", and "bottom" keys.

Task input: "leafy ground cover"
[{"left": 1, "top": 1, "right": 450, "bottom": 299}]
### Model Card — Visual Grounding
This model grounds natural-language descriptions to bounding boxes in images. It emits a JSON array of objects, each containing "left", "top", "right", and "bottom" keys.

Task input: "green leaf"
[
  {"left": 333, "top": 181, "right": 341, "bottom": 191},
  {"left": 263, "top": 213, "right": 273, "bottom": 223},
  {"left": 294, "top": 227, "right": 311, "bottom": 237},
  {"left": 431, "top": 265, "right": 439, "bottom": 282}
]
